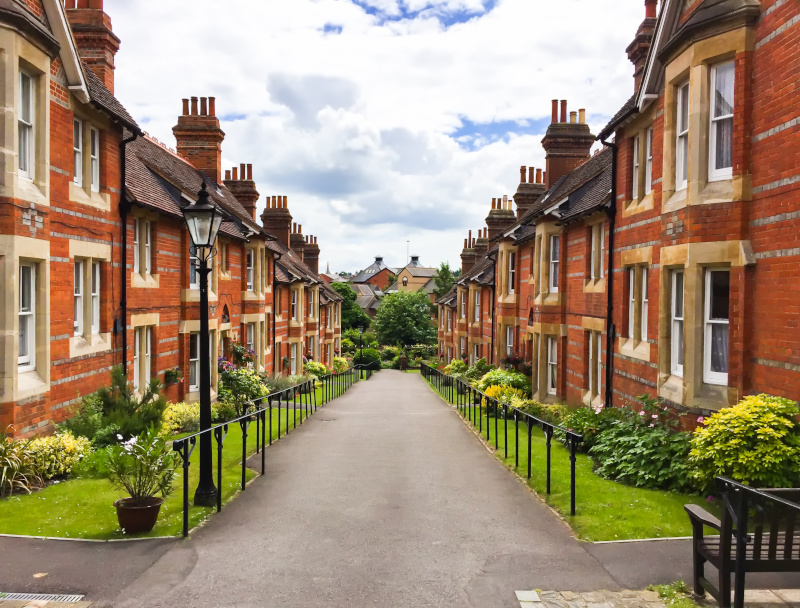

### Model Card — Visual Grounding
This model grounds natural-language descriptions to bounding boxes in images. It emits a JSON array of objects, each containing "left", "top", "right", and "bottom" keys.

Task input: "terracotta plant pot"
[{"left": 114, "top": 496, "right": 164, "bottom": 534}]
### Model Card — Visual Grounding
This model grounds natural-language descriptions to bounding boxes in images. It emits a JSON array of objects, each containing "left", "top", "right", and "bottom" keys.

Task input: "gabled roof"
[
  {"left": 597, "top": 94, "right": 637, "bottom": 141},
  {"left": 436, "top": 287, "right": 457, "bottom": 306},
  {"left": 351, "top": 258, "right": 391, "bottom": 283},
  {"left": 404, "top": 266, "right": 438, "bottom": 278},
  {"left": 458, "top": 255, "right": 495, "bottom": 287},
  {"left": 83, "top": 65, "right": 138, "bottom": 131}
]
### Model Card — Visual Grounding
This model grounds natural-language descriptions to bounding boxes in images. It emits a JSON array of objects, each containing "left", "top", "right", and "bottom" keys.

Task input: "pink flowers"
[
  {"left": 652, "top": 414, "right": 659, "bottom": 419},
  {"left": 639, "top": 410, "right": 645, "bottom": 416},
  {"left": 697, "top": 416, "right": 705, "bottom": 424}
]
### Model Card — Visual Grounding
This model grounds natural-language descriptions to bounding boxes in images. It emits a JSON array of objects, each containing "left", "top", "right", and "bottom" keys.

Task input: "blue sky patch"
[
  {"left": 322, "top": 23, "right": 343, "bottom": 34},
  {"left": 220, "top": 113, "right": 248, "bottom": 122},
  {"left": 451, "top": 116, "right": 551, "bottom": 150},
  {"left": 351, "top": 0, "right": 497, "bottom": 27}
]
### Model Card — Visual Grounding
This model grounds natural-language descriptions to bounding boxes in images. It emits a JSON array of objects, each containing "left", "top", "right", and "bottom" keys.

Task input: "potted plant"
[
  {"left": 164, "top": 366, "right": 182, "bottom": 386},
  {"left": 105, "top": 429, "right": 178, "bottom": 534}
]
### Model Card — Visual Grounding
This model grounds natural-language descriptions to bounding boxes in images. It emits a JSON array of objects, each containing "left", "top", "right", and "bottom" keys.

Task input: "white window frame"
[
  {"left": 440, "top": 308, "right": 445, "bottom": 328},
  {"left": 645, "top": 127, "right": 653, "bottom": 194},
  {"left": 591, "top": 223, "right": 605, "bottom": 280},
  {"left": 632, "top": 135, "right": 640, "bottom": 200},
  {"left": 447, "top": 310, "right": 452, "bottom": 332},
  {"left": 460, "top": 337, "right": 466, "bottom": 356},
  {"left": 290, "top": 343, "right": 298, "bottom": 375},
  {"left": 90, "top": 127, "right": 100, "bottom": 192},
  {"left": 73, "top": 119, "right": 83, "bottom": 186},
  {"left": 546, "top": 336, "right": 557, "bottom": 396},
  {"left": 144, "top": 327, "right": 152, "bottom": 386},
  {"left": 133, "top": 220, "right": 140, "bottom": 274},
  {"left": 588, "top": 331, "right": 602, "bottom": 401},
  {"left": 628, "top": 267, "right": 636, "bottom": 339},
  {"left": 549, "top": 235, "right": 560, "bottom": 293},
  {"left": 309, "top": 290, "right": 315, "bottom": 319},
  {"left": 641, "top": 267, "right": 648, "bottom": 342},
  {"left": 671, "top": 270, "right": 684, "bottom": 377},
  {"left": 291, "top": 290, "right": 298, "bottom": 320},
  {"left": 508, "top": 252, "right": 516, "bottom": 295},
  {"left": 18, "top": 263, "right": 36, "bottom": 370},
  {"left": 18, "top": 70, "right": 34, "bottom": 180},
  {"left": 461, "top": 292, "right": 466, "bottom": 318},
  {"left": 144, "top": 220, "right": 152, "bottom": 275},
  {"left": 474, "top": 290, "right": 480, "bottom": 323},
  {"left": 703, "top": 269, "right": 730, "bottom": 386},
  {"left": 91, "top": 261, "right": 101, "bottom": 335},
  {"left": 506, "top": 326, "right": 513, "bottom": 357},
  {"left": 189, "top": 246, "right": 199, "bottom": 289},
  {"left": 246, "top": 249, "right": 255, "bottom": 291},
  {"left": 133, "top": 328, "right": 140, "bottom": 391},
  {"left": 473, "top": 343, "right": 480, "bottom": 363},
  {"left": 189, "top": 333, "right": 200, "bottom": 391},
  {"left": 74, "top": 260, "right": 84, "bottom": 337},
  {"left": 709, "top": 61, "right": 734, "bottom": 182},
  {"left": 676, "top": 81, "right": 690, "bottom": 191}
]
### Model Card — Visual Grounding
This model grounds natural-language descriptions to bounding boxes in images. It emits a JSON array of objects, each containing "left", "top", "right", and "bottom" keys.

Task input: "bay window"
[
  {"left": 549, "top": 235, "right": 560, "bottom": 293},
  {"left": 246, "top": 249, "right": 254, "bottom": 291},
  {"left": 632, "top": 135, "right": 640, "bottom": 200},
  {"left": 641, "top": 267, "right": 648, "bottom": 341},
  {"left": 508, "top": 252, "right": 516, "bottom": 295},
  {"left": 133, "top": 327, "right": 152, "bottom": 391},
  {"left": 473, "top": 344, "right": 480, "bottom": 363},
  {"left": 703, "top": 270, "right": 730, "bottom": 385},
  {"left": 189, "top": 333, "right": 199, "bottom": 391},
  {"left": 73, "top": 119, "right": 83, "bottom": 186},
  {"left": 18, "top": 264, "right": 35, "bottom": 370},
  {"left": 676, "top": 81, "right": 690, "bottom": 190},
  {"left": 189, "top": 246, "right": 199, "bottom": 289},
  {"left": 290, "top": 343, "right": 298, "bottom": 375},
  {"left": 671, "top": 270, "right": 684, "bottom": 377},
  {"left": 645, "top": 127, "right": 653, "bottom": 195},
  {"left": 709, "top": 61, "right": 734, "bottom": 181},
  {"left": 91, "top": 262, "right": 101, "bottom": 335},
  {"left": 90, "top": 127, "right": 100, "bottom": 192},
  {"left": 628, "top": 268, "right": 636, "bottom": 339},
  {"left": 18, "top": 71, "right": 34, "bottom": 179},
  {"left": 133, "top": 218, "right": 152, "bottom": 277},
  {"left": 546, "top": 337, "right": 557, "bottom": 396},
  {"left": 461, "top": 292, "right": 466, "bottom": 318},
  {"left": 587, "top": 331, "right": 602, "bottom": 402},
  {"left": 474, "top": 290, "right": 480, "bottom": 323},
  {"left": 590, "top": 223, "right": 604, "bottom": 280},
  {"left": 74, "top": 260, "right": 84, "bottom": 336},
  {"left": 246, "top": 323, "right": 255, "bottom": 355},
  {"left": 506, "top": 326, "right": 513, "bottom": 356},
  {"left": 291, "top": 290, "right": 298, "bottom": 320},
  {"left": 309, "top": 290, "right": 315, "bottom": 319}
]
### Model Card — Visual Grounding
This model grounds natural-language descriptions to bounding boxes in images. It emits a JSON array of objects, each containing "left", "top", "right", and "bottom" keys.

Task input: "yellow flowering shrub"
[
  {"left": 484, "top": 384, "right": 525, "bottom": 405},
  {"left": 27, "top": 432, "right": 93, "bottom": 480}
]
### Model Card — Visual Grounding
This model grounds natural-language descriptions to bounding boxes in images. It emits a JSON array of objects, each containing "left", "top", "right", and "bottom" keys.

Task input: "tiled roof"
[
  {"left": 0, "top": 0, "right": 59, "bottom": 53},
  {"left": 271, "top": 240, "right": 341, "bottom": 299},
  {"left": 351, "top": 258, "right": 390, "bottom": 283},
  {"left": 83, "top": 65, "right": 139, "bottom": 130},
  {"left": 558, "top": 164, "right": 612, "bottom": 223},
  {"left": 597, "top": 95, "right": 637, "bottom": 141},
  {"left": 436, "top": 287, "right": 457, "bottom": 306},
  {"left": 406, "top": 267, "right": 438, "bottom": 278},
  {"left": 542, "top": 147, "right": 613, "bottom": 210}
]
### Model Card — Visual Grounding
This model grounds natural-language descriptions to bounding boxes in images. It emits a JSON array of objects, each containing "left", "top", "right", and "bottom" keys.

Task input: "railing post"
[
  {"left": 503, "top": 404, "right": 508, "bottom": 459},
  {"left": 269, "top": 397, "right": 273, "bottom": 445},
  {"left": 527, "top": 418, "right": 533, "bottom": 480},
  {"left": 545, "top": 427, "right": 552, "bottom": 495},
  {"left": 570, "top": 435, "right": 577, "bottom": 516},
  {"left": 181, "top": 440, "right": 190, "bottom": 537},
  {"left": 514, "top": 410, "right": 519, "bottom": 469},
  {"left": 240, "top": 417, "right": 248, "bottom": 491},
  {"left": 494, "top": 400, "right": 498, "bottom": 450}
]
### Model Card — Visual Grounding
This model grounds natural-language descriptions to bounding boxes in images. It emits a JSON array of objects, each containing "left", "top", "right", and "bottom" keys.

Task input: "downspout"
[
  {"left": 600, "top": 137, "right": 618, "bottom": 407},
  {"left": 118, "top": 129, "right": 140, "bottom": 374},
  {"left": 490, "top": 284, "right": 496, "bottom": 366}
]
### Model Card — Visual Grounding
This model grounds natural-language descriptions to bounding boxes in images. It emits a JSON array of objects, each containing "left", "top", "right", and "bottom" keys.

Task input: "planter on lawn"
[{"left": 114, "top": 496, "right": 164, "bottom": 534}]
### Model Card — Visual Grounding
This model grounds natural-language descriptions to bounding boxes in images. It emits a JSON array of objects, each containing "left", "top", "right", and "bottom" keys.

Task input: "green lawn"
[
  {"left": 0, "top": 384, "right": 349, "bottom": 540},
  {"left": 424, "top": 380, "right": 708, "bottom": 542}
]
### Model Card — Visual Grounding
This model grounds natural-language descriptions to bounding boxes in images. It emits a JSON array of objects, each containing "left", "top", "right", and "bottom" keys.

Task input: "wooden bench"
[{"left": 685, "top": 477, "right": 800, "bottom": 608}]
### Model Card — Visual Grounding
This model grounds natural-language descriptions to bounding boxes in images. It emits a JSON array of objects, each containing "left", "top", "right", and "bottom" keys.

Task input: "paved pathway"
[{"left": 1, "top": 371, "right": 795, "bottom": 607}]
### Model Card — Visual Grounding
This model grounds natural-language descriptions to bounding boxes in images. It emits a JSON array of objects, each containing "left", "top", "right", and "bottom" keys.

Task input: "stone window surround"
[
  {"left": 289, "top": 285, "right": 304, "bottom": 327},
  {"left": 130, "top": 313, "right": 160, "bottom": 397},
  {"left": 497, "top": 242, "right": 519, "bottom": 304},
  {"left": 619, "top": 246, "right": 652, "bottom": 363},
  {"left": 657, "top": 240, "right": 755, "bottom": 411},
  {"left": 0, "top": 235, "right": 51, "bottom": 403},
  {"left": 582, "top": 316, "right": 605, "bottom": 408},
  {"left": 527, "top": 322, "right": 566, "bottom": 404},
  {"left": 243, "top": 244, "right": 271, "bottom": 300},
  {"left": 130, "top": 211, "right": 160, "bottom": 290},
  {"left": 242, "top": 312, "right": 270, "bottom": 370},
  {"left": 178, "top": 317, "right": 219, "bottom": 404},
  {"left": 533, "top": 221, "right": 563, "bottom": 306},
  {"left": 660, "top": 28, "right": 753, "bottom": 216},
  {"left": 69, "top": 103, "right": 112, "bottom": 212},
  {"left": 584, "top": 214, "right": 607, "bottom": 294},
  {"left": 307, "top": 286, "right": 319, "bottom": 321},
  {"left": 0, "top": 30, "right": 51, "bottom": 208},
  {"left": 623, "top": 106, "right": 658, "bottom": 218},
  {"left": 68, "top": 239, "right": 112, "bottom": 359},
  {"left": 184, "top": 233, "right": 219, "bottom": 303}
]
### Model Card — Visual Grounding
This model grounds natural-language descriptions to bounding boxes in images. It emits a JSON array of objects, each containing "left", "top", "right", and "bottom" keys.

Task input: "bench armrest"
[{"left": 685, "top": 504, "right": 722, "bottom": 531}]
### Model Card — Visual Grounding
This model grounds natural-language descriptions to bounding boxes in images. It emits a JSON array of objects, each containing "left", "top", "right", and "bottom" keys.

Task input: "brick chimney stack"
[
  {"left": 473, "top": 227, "right": 488, "bottom": 258},
  {"left": 541, "top": 100, "right": 595, "bottom": 189},
  {"left": 65, "top": 0, "right": 120, "bottom": 93},
  {"left": 304, "top": 235, "right": 321, "bottom": 274},
  {"left": 627, "top": 0, "right": 658, "bottom": 92},
  {"left": 223, "top": 163, "right": 259, "bottom": 220},
  {"left": 173, "top": 96, "right": 225, "bottom": 185},
  {"left": 290, "top": 223, "right": 306, "bottom": 261},
  {"left": 261, "top": 195, "right": 292, "bottom": 249},
  {"left": 486, "top": 196, "right": 517, "bottom": 241},
  {"left": 460, "top": 231, "right": 476, "bottom": 275},
  {"left": 514, "top": 166, "right": 547, "bottom": 219}
]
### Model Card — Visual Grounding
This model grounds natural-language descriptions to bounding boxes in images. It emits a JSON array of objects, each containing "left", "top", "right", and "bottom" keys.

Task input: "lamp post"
[{"left": 182, "top": 182, "right": 224, "bottom": 507}]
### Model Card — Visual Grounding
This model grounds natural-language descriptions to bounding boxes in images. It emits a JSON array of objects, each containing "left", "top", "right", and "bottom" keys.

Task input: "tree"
[
  {"left": 331, "top": 282, "right": 371, "bottom": 330},
  {"left": 373, "top": 291, "right": 437, "bottom": 347},
  {"left": 433, "top": 262, "right": 456, "bottom": 300}
]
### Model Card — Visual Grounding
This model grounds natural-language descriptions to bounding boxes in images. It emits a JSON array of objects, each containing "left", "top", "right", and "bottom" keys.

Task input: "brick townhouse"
[
  {"left": 0, "top": 0, "right": 341, "bottom": 437},
  {"left": 439, "top": 0, "right": 800, "bottom": 417}
]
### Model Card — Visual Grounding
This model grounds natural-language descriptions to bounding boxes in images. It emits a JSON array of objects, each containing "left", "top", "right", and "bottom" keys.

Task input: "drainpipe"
[
  {"left": 600, "top": 137, "right": 618, "bottom": 407},
  {"left": 118, "top": 130, "right": 140, "bottom": 374},
  {"left": 490, "top": 284, "right": 496, "bottom": 366}
]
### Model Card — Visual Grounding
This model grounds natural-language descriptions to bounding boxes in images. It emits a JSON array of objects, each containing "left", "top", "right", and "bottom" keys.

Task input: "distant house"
[
  {"left": 388, "top": 256, "right": 439, "bottom": 305},
  {"left": 351, "top": 256, "right": 396, "bottom": 291},
  {"left": 351, "top": 283, "right": 383, "bottom": 319}
]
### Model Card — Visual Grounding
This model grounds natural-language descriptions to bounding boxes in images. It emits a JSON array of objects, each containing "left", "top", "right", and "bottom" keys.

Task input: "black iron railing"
[
  {"left": 420, "top": 363, "right": 583, "bottom": 516},
  {"left": 172, "top": 367, "right": 375, "bottom": 537}
]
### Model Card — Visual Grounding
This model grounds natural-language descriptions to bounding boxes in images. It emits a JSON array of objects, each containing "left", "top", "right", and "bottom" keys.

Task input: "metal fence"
[
  {"left": 172, "top": 366, "right": 374, "bottom": 537},
  {"left": 420, "top": 363, "right": 583, "bottom": 516}
]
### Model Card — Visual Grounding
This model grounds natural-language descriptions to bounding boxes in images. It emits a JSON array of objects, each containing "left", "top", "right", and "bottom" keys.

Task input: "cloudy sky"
[{"left": 106, "top": 0, "right": 644, "bottom": 274}]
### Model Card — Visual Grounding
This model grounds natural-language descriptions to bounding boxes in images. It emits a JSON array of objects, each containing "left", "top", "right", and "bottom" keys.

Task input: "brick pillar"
[
  {"left": 304, "top": 236, "right": 320, "bottom": 274},
  {"left": 65, "top": 0, "right": 121, "bottom": 93},
  {"left": 223, "top": 164, "right": 259, "bottom": 220},
  {"left": 173, "top": 97, "right": 225, "bottom": 185},
  {"left": 261, "top": 196, "right": 292, "bottom": 249},
  {"left": 541, "top": 100, "right": 595, "bottom": 189}
]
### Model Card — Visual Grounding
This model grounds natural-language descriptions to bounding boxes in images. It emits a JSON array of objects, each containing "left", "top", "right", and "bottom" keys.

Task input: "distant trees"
[
  {"left": 331, "top": 282, "right": 371, "bottom": 330},
  {"left": 433, "top": 262, "right": 456, "bottom": 300},
  {"left": 373, "top": 291, "right": 437, "bottom": 347}
]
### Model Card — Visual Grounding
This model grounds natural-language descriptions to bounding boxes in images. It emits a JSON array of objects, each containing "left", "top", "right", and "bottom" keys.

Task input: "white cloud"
[{"left": 106, "top": 0, "right": 644, "bottom": 272}]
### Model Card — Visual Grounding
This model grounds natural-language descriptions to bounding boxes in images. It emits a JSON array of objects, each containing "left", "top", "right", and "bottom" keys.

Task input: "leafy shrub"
[
  {"left": 381, "top": 346, "right": 400, "bottom": 361},
  {"left": 218, "top": 368, "right": 268, "bottom": 416},
  {"left": 105, "top": 429, "right": 178, "bottom": 503},
  {"left": 562, "top": 406, "right": 625, "bottom": 451},
  {"left": 341, "top": 338, "right": 356, "bottom": 354},
  {"left": 408, "top": 344, "right": 437, "bottom": 359},
  {"left": 162, "top": 402, "right": 201, "bottom": 436},
  {"left": 590, "top": 420, "right": 693, "bottom": 492},
  {"left": 511, "top": 398, "right": 570, "bottom": 425},
  {"left": 333, "top": 357, "right": 350, "bottom": 374},
  {"left": 353, "top": 348, "right": 381, "bottom": 370},
  {"left": 444, "top": 359, "right": 467, "bottom": 375},
  {"left": 689, "top": 394, "right": 800, "bottom": 491},
  {"left": 477, "top": 369, "right": 530, "bottom": 394},
  {"left": 61, "top": 366, "right": 167, "bottom": 447},
  {"left": 1, "top": 430, "right": 40, "bottom": 496},
  {"left": 465, "top": 358, "right": 496, "bottom": 382},
  {"left": 484, "top": 384, "right": 525, "bottom": 405},
  {"left": 72, "top": 448, "right": 110, "bottom": 479},
  {"left": 304, "top": 361, "right": 332, "bottom": 378},
  {"left": 262, "top": 374, "right": 295, "bottom": 393},
  {"left": 27, "top": 432, "right": 93, "bottom": 480}
]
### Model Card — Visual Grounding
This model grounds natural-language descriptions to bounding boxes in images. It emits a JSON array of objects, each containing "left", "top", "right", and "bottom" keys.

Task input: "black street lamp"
[{"left": 182, "top": 182, "right": 224, "bottom": 507}]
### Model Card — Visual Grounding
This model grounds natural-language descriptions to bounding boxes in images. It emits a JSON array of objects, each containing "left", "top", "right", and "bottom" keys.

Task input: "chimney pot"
[
  {"left": 560, "top": 100, "right": 568, "bottom": 123},
  {"left": 520, "top": 166, "right": 527, "bottom": 183},
  {"left": 200, "top": 97, "right": 207, "bottom": 116},
  {"left": 293, "top": 222, "right": 297, "bottom": 233},
  {"left": 182, "top": 99, "right": 189, "bottom": 116},
  {"left": 551, "top": 99, "right": 558, "bottom": 123},
  {"left": 240, "top": 163, "right": 246, "bottom": 180},
  {"left": 247, "top": 164, "right": 252, "bottom": 180},
  {"left": 645, "top": 0, "right": 657, "bottom": 19},
  {"left": 232, "top": 167, "right": 238, "bottom": 180},
  {"left": 468, "top": 230, "right": 472, "bottom": 242},
  {"left": 491, "top": 197, "right": 496, "bottom": 210},
  {"left": 463, "top": 238, "right": 468, "bottom": 248},
  {"left": 529, "top": 167, "right": 535, "bottom": 183},
  {"left": 299, "top": 224, "right": 302, "bottom": 233},
  {"left": 225, "top": 170, "right": 231, "bottom": 180},
  {"left": 570, "top": 111, "right": 577, "bottom": 124},
  {"left": 209, "top": 97, "right": 216, "bottom": 116},
  {"left": 579, "top": 108, "right": 586, "bottom": 124},
  {"left": 190, "top": 97, "right": 198, "bottom": 116},
  {"left": 536, "top": 168, "right": 542, "bottom": 183}
]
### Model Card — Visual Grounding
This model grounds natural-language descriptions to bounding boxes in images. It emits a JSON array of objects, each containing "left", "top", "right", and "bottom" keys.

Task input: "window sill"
[
  {"left": 618, "top": 337, "right": 651, "bottom": 362},
  {"left": 663, "top": 188, "right": 688, "bottom": 213},
  {"left": 243, "top": 291, "right": 265, "bottom": 302},
  {"left": 16, "top": 177, "right": 48, "bottom": 207},
  {"left": 582, "top": 391, "right": 604, "bottom": 408},
  {"left": 182, "top": 289, "right": 218, "bottom": 303},
  {"left": 17, "top": 369, "right": 48, "bottom": 401},
  {"left": 131, "top": 272, "right": 160, "bottom": 289},
  {"left": 500, "top": 294, "right": 518, "bottom": 305},
  {"left": 583, "top": 277, "right": 606, "bottom": 294},
  {"left": 183, "top": 387, "right": 218, "bottom": 404},
  {"left": 69, "top": 182, "right": 110, "bottom": 212},
  {"left": 659, "top": 374, "right": 684, "bottom": 404},
  {"left": 69, "top": 333, "right": 111, "bottom": 359},
  {"left": 623, "top": 192, "right": 655, "bottom": 218}
]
